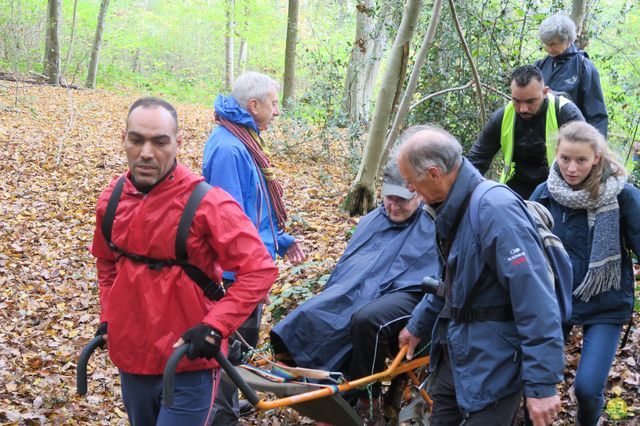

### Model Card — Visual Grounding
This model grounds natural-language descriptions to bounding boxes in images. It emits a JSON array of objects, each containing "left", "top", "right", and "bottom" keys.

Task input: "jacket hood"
[
  {"left": 214, "top": 94, "right": 260, "bottom": 133},
  {"left": 436, "top": 158, "right": 483, "bottom": 237}
]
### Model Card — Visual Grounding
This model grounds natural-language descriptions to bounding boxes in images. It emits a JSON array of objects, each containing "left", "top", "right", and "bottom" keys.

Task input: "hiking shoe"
[{"left": 238, "top": 399, "right": 255, "bottom": 418}]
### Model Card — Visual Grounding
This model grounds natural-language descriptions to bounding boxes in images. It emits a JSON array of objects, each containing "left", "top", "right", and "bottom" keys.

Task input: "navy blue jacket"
[
  {"left": 530, "top": 183, "right": 640, "bottom": 325},
  {"left": 271, "top": 203, "right": 441, "bottom": 372},
  {"left": 407, "top": 159, "right": 564, "bottom": 413},
  {"left": 536, "top": 45, "right": 608, "bottom": 137}
]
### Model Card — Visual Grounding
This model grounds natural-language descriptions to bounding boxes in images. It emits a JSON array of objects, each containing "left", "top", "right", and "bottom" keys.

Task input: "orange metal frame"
[{"left": 253, "top": 347, "right": 431, "bottom": 410}]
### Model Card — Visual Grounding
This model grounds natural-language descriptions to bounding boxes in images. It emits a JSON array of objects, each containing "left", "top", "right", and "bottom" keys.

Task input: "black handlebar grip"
[
  {"left": 77, "top": 335, "right": 106, "bottom": 395},
  {"left": 162, "top": 345, "right": 261, "bottom": 407},
  {"left": 214, "top": 351, "right": 260, "bottom": 406},
  {"left": 162, "top": 344, "right": 190, "bottom": 406}
]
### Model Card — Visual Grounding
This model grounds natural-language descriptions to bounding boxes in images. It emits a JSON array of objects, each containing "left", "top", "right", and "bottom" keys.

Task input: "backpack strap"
[
  {"left": 176, "top": 181, "right": 212, "bottom": 260},
  {"left": 175, "top": 181, "right": 226, "bottom": 301},
  {"left": 102, "top": 175, "right": 126, "bottom": 244},
  {"left": 452, "top": 179, "right": 513, "bottom": 322},
  {"left": 100, "top": 177, "right": 225, "bottom": 301}
]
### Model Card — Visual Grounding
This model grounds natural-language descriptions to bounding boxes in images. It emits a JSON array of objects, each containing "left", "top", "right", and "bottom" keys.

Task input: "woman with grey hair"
[{"left": 535, "top": 13, "right": 608, "bottom": 137}]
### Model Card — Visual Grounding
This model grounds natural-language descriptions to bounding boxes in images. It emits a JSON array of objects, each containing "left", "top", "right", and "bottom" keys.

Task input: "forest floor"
[{"left": 0, "top": 83, "right": 638, "bottom": 425}]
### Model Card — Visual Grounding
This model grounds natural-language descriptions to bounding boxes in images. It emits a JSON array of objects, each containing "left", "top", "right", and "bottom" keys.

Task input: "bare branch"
[
  {"left": 448, "top": 0, "right": 486, "bottom": 125},
  {"left": 408, "top": 81, "right": 473, "bottom": 111}
]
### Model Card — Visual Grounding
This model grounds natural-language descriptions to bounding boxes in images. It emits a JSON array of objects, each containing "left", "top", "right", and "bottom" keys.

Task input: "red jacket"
[{"left": 90, "top": 164, "right": 278, "bottom": 375}]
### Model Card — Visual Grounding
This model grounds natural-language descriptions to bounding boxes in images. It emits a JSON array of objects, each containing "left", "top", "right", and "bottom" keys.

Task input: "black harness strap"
[
  {"left": 102, "top": 175, "right": 126, "bottom": 243},
  {"left": 175, "top": 181, "right": 225, "bottom": 301},
  {"left": 101, "top": 176, "right": 225, "bottom": 301},
  {"left": 440, "top": 181, "right": 513, "bottom": 322}
]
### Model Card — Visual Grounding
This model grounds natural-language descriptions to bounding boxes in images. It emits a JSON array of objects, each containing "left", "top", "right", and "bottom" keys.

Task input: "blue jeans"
[
  {"left": 120, "top": 369, "right": 219, "bottom": 426},
  {"left": 574, "top": 324, "right": 623, "bottom": 426}
]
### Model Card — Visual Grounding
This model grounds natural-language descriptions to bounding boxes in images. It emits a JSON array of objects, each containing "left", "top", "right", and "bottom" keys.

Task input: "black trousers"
[
  {"left": 347, "top": 291, "right": 423, "bottom": 398},
  {"left": 430, "top": 346, "right": 522, "bottom": 426}
]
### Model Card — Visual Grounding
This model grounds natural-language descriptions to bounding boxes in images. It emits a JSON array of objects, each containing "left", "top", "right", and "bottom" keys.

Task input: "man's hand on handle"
[
  {"left": 398, "top": 326, "right": 421, "bottom": 360},
  {"left": 174, "top": 324, "right": 222, "bottom": 360}
]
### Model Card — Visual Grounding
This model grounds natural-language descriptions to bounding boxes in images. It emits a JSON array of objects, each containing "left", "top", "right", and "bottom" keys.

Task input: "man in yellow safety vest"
[{"left": 468, "top": 65, "right": 585, "bottom": 199}]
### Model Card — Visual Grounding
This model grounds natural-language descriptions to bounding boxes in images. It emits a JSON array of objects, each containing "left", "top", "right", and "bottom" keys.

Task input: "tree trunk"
[
  {"left": 282, "top": 0, "right": 299, "bottom": 109},
  {"left": 224, "top": 0, "right": 235, "bottom": 91},
  {"left": 237, "top": 40, "right": 248, "bottom": 75},
  {"left": 379, "top": 0, "right": 443, "bottom": 172},
  {"left": 571, "top": 0, "right": 588, "bottom": 49},
  {"left": 236, "top": 1, "right": 249, "bottom": 75},
  {"left": 62, "top": 0, "right": 79, "bottom": 76},
  {"left": 343, "top": 0, "right": 422, "bottom": 216},
  {"left": 44, "top": 0, "right": 61, "bottom": 85},
  {"left": 342, "top": 1, "right": 392, "bottom": 125},
  {"left": 86, "top": 0, "right": 110, "bottom": 89}
]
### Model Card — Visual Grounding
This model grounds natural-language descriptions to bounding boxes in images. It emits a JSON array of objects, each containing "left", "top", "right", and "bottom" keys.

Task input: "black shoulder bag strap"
[
  {"left": 102, "top": 175, "right": 126, "bottom": 244},
  {"left": 440, "top": 181, "right": 514, "bottom": 322},
  {"left": 176, "top": 182, "right": 226, "bottom": 301}
]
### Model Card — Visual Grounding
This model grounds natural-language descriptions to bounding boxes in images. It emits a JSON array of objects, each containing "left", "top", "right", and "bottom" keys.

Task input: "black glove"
[
  {"left": 181, "top": 324, "right": 221, "bottom": 360},
  {"left": 95, "top": 322, "right": 108, "bottom": 347}
]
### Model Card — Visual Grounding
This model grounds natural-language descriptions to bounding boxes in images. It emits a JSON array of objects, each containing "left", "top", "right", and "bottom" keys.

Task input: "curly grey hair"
[
  {"left": 538, "top": 13, "right": 576, "bottom": 45},
  {"left": 232, "top": 71, "right": 280, "bottom": 110}
]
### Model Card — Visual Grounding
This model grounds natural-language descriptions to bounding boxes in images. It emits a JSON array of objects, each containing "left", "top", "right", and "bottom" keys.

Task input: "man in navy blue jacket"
[{"left": 397, "top": 125, "right": 564, "bottom": 426}]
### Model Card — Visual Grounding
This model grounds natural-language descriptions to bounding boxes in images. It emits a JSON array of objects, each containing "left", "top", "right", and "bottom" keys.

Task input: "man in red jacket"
[{"left": 90, "top": 97, "right": 278, "bottom": 425}]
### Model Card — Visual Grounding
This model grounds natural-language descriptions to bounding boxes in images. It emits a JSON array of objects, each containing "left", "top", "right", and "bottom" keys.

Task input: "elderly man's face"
[
  {"left": 398, "top": 158, "right": 445, "bottom": 205},
  {"left": 249, "top": 88, "right": 280, "bottom": 131},
  {"left": 122, "top": 106, "right": 181, "bottom": 187},
  {"left": 383, "top": 194, "right": 421, "bottom": 223},
  {"left": 510, "top": 79, "right": 548, "bottom": 121}
]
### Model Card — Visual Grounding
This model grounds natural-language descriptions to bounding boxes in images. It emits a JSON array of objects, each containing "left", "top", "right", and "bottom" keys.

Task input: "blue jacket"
[
  {"left": 536, "top": 45, "right": 608, "bottom": 137},
  {"left": 407, "top": 159, "right": 564, "bottom": 413},
  {"left": 530, "top": 182, "right": 640, "bottom": 325},
  {"left": 271, "top": 204, "right": 441, "bottom": 372},
  {"left": 202, "top": 95, "right": 295, "bottom": 279}
]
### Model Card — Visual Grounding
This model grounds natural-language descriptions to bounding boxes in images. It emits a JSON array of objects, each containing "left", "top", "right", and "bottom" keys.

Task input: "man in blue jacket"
[
  {"left": 397, "top": 125, "right": 564, "bottom": 426},
  {"left": 202, "top": 71, "right": 305, "bottom": 424}
]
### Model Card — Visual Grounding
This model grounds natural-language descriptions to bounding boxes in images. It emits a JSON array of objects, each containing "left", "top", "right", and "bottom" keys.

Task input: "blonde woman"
[{"left": 530, "top": 121, "right": 640, "bottom": 425}]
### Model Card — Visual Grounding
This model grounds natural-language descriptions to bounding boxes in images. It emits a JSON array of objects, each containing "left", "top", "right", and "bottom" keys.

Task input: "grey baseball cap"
[{"left": 381, "top": 160, "right": 415, "bottom": 200}]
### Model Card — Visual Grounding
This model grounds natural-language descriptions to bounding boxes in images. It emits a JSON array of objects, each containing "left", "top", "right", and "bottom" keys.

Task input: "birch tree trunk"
[
  {"left": 379, "top": 0, "right": 443, "bottom": 171},
  {"left": 224, "top": 0, "right": 235, "bottom": 91},
  {"left": 44, "top": 0, "right": 61, "bottom": 85},
  {"left": 236, "top": 1, "right": 249, "bottom": 75},
  {"left": 342, "top": 1, "right": 392, "bottom": 125},
  {"left": 571, "top": 0, "right": 588, "bottom": 49},
  {"left": 343, "top": 0, "right": 422, "bottom": 216},
  {"left": 86, "top": 0, "right": 110, "bottom": 89},
  {"left": 62, "top": 0, "right": 79, "bottom": 76},
  {"left": 282, "top": 0, "right": 299, "bottom": 109}
]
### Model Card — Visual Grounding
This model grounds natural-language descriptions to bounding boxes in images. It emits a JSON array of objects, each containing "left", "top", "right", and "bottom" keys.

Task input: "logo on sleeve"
[{"left": 507, "top": 248, "right": 527, "bottom": 266}]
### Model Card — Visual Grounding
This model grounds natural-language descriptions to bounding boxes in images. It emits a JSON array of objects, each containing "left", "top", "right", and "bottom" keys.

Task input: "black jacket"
[
  {"left": 535, "top": 45, "right": 608, "bottom": 137},
  {"left": 467, "top": 97, "right": 584, "bottom": 199}
]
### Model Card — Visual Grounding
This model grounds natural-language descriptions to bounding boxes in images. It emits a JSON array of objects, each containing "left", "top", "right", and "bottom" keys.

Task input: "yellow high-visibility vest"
[{"left": 499, "top": 93, "right": 571, "bottom": 183}]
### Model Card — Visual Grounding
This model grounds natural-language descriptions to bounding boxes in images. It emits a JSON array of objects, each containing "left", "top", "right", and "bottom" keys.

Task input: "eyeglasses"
[{"left": 383, "top": 194, "right": 416, "bottom": 207}]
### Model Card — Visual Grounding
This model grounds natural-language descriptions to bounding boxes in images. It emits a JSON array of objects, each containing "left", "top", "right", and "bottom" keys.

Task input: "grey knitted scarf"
[{"left": 547, "top": 163, "right": 627, "bottom": 302}]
